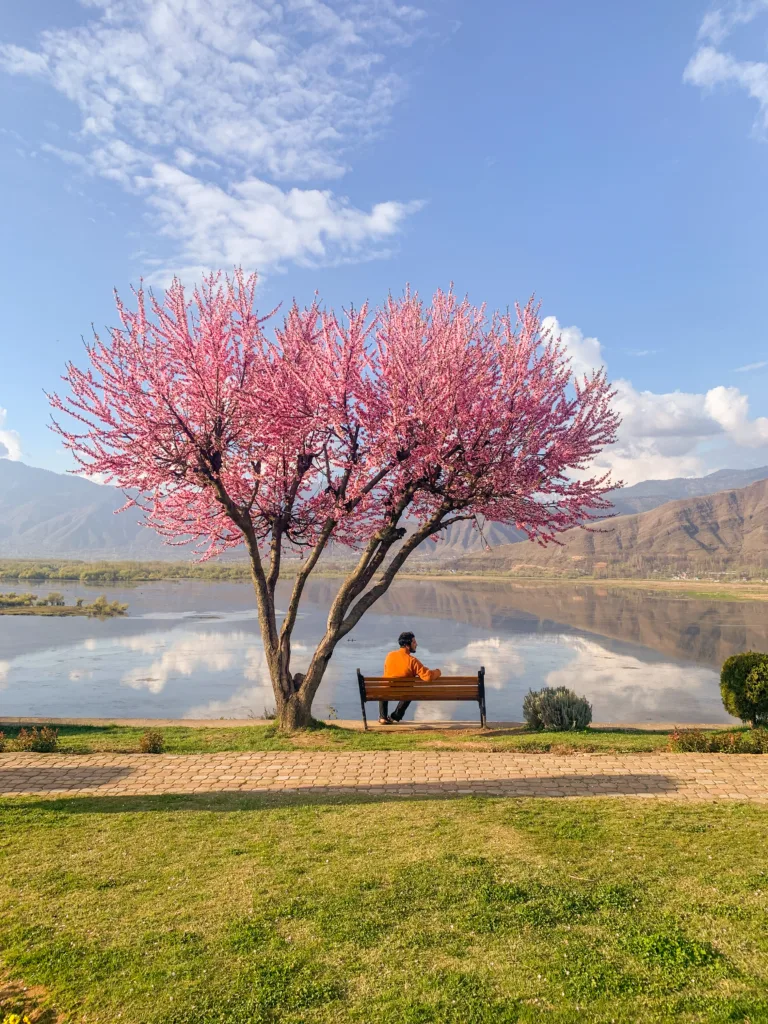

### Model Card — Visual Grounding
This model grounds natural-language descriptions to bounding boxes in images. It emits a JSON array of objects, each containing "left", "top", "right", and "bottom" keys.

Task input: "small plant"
[
  {"left": 720, "top": 652, "right": 768, "bottom": 727},
  {"left": 2, "top": 1014, "right": 32, "bottom": 1024},
  {"left": 14, "top": 726, "right": 59, "bottom": 753},
  {"left": 0, "top": 731, "right": 5, "bottom": 752},
  {"left": 263, "top": 706, "right": 277, "bottom": 721},
  {"left": 522, "top": 686, "right": 592, "bottom": 731},
  {"left": 139, "top": 729, "right": 164, "bottom": 753}
]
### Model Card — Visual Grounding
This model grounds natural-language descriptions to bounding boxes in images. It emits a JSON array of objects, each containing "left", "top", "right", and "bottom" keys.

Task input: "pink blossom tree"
[{"left": 50, "top": 271, "right": 620, "bottom": 729}]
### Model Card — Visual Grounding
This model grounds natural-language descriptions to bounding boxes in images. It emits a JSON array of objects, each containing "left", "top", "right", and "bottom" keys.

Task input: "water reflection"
[{"left": 0, "top": 579, "right": 763, "bottom": 723}]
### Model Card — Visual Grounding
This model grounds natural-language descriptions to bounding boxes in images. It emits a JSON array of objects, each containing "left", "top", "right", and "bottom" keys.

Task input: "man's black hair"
[{"left": 398, "top": 631, "right": 415, "bottom": 648}]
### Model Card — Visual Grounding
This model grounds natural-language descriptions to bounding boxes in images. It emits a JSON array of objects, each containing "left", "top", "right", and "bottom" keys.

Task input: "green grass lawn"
[
  {"left": 0, "top": 722, "right": 713, "bottom": 755},
  {"left": 1, "top": 794, "right": 767, "bottom": 1023}
]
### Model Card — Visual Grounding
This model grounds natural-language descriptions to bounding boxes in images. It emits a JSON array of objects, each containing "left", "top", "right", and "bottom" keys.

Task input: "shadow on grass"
[{"left": 0, "top": 771, "right": 683, "bottom": 810}]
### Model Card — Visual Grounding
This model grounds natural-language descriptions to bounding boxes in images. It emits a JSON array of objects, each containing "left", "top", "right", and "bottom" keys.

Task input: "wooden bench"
[{"left": 356, "top": 667, "right": 487, "bottom": 730}]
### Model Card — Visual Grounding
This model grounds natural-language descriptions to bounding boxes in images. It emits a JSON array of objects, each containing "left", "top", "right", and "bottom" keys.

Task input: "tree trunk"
[{"left": 276, "top": 690, "right": 314, "bottom": 731}]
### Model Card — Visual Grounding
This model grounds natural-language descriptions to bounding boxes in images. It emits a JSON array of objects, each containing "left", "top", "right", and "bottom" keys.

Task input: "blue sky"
[{"left": 1, "top": 0, "right": 768, "bottom": 484}]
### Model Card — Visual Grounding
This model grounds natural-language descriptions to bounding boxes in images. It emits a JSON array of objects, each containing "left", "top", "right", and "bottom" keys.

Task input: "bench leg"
[
  {"left": 478, "top": 666, "right": 487, "bottom": 729},
  {"left": 357, "top": 669, "right": 368, "bottom": 731},
  {"left": 478, "top": 701, "right": 486, "bottom": 730}
]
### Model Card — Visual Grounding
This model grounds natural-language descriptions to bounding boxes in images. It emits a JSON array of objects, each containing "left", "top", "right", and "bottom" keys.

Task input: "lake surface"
[{"left": 0, "top": 579, "right": 764, "bottom": 724}]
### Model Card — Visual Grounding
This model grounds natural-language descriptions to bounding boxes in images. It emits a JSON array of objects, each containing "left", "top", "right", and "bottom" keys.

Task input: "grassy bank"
[
  {"left": 0, "top": 604, "right": 127, "bottom": 618},
  {"left": 0, "top": 722, "right": 735, "bottom": 754},
  {"left": 1, "top": 794, "right": 767, "bottom": 1023}
]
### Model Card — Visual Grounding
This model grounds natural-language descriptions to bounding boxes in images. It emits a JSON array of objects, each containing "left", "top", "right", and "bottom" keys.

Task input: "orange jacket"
[{"left": 383, "top": 647, "right": 442, "bottom": 682}]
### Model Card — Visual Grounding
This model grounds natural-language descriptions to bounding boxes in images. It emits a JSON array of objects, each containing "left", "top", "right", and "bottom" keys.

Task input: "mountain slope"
[
  {"left": 2, "top": 458, "right": 768, "bottom": 564},
  {"left": 0, "top": 459, "right": 174, "bottom": 559},
  {"left": 608, "top": 465, "right": 768, "bottom": 517},
  {"left": 453, "top": 478, "right": 768, "bottom": 576}
]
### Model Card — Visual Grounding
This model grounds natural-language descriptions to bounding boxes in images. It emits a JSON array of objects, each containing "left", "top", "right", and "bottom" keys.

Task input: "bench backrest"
[{"left": 358, "top": 672, "right": 483, "bottom": 702}]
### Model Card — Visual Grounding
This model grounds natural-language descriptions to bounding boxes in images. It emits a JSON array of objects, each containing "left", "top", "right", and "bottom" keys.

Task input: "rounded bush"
[
  {"left": 522, "top": 686, "right": 592, "bottom": 731},
  {"left": 139, "top": 729, "right": 165, "bottom": 754},
  {"left": 720, "top": 652, "right": 768, "bottom": 727}
]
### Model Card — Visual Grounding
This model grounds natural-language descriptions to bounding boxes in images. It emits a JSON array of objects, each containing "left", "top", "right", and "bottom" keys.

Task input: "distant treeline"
[
  {"left": 0, "top": 559, "right": 254, "bottom": 583},
  {"left": 0, "top": 558, "right": 357, "bottom": 584}
]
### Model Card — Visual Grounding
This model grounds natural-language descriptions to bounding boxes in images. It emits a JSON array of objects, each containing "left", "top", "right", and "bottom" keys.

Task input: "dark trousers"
[{"left": 379, "top": 700, "right": 411, "bottom": 721}]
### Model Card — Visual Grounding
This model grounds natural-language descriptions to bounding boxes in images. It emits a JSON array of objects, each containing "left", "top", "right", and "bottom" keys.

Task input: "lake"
[{"left": 0, "top": 578, "right": 763, "bottom": 724}]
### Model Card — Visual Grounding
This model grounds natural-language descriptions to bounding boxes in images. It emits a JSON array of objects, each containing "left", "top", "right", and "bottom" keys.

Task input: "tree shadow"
[
  {"left": 0, "top": 772, "right": 684, "bottom": 812},
  {"left": 0, "top": 765, "right": 134, "bottom": 792}
]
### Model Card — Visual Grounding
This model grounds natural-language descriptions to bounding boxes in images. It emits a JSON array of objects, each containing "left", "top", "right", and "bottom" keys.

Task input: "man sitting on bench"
[{"left": 379, "top": 631, "right": 442, "bottom": 724}]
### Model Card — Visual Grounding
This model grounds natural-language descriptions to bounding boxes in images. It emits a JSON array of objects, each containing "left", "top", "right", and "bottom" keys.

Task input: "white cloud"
[
  {"left": 135, "top": 161, "right": 424, "bottom": 280},
  {"left": 0, "top": 0, "right": 427, "bottom": 276},
  {"left": 0, "top": 407, "right": 21, "bottom": 461},
  {"left": 685, "top": 3, "right": 768, "bottom": 133},
  {"left": 0, "top": 659, "right": 9, "bottom": 691},
  {"left": 544, "top": 316, "right": 768, "bottom": 484}
]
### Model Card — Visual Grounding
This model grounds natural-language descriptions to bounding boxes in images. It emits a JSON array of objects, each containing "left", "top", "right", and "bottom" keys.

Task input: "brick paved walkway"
[{"left": 1, "top": 752, "right": 767, "bottom": 801}]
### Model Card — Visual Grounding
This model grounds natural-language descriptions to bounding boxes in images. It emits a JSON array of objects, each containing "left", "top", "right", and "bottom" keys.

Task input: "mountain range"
[
  {"left": 453, "top": 477, "right": 768, "bottom": 576},
  {"left": 1, "top": 457, "right": 768, "bottom": 564}
]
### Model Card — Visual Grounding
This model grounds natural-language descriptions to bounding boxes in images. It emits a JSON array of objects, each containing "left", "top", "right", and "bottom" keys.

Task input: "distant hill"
[
  {"left": 453, "top": 478, "right": 768, "bottom": 576},
  {"left": 608, "top": 465, "right": 768, "bottom": 517},
  {"left": 1, "top": 458, "right": 768, "bottom": 564},
  {"left": 0, "top": 460, "right": 174, "bottom": 560}
]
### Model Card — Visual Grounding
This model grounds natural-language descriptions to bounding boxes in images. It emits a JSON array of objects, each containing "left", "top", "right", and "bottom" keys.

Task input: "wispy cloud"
[
  {"left": 697, "top": 0, "right": 768, "bottom": 45},
  {"left": 626, "top": 348, "right": 657, "bottom": 357},
  {"left": 734, "top": 359, "right": 768, "bottom": 372},
  {"left": 685, "top": 1, "right": 768, "bottom": 134},
  {"left": 0, "top": 0, "right": 429, "bottom": 278}
]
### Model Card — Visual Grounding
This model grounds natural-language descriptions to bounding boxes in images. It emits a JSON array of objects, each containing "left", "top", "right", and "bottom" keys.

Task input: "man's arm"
[{"left": 409, "top": 656, "right": 441, "bottom": 682}]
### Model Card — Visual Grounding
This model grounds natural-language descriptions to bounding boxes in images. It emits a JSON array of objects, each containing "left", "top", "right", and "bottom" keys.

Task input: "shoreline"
[
  {"left": 0, "top": 716, "right": 739, "bottom": 732},
  {"left": 3, "top": 558, "right": 768, "bottom": 602}
]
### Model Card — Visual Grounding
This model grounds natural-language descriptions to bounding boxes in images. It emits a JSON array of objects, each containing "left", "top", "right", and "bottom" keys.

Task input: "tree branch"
[{"left": 337, "top": 507, "right": 453, "bottom": 639}]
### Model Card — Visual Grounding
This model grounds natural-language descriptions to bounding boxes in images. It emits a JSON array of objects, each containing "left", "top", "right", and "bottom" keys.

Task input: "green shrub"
[
  {"left": 14, "top": 726, "right": 59, "bottom": 753},
  {"left": 720, "top": 652, "right": 768, "bottom": 727},
  {"left": 139, "top": 729, "right": 165, "bottom": 754},
  {"left": 522, "top": 686, "right": 592, "bottom": 731},
  {"left": 669, "top": 728, "right": 711, "bottom": 752},
  {"left": 0, "top": 731, "right": 5, "bottom": 753},
  {"left": 669, "top": 728, "right": 768, "bottom": 753}
]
